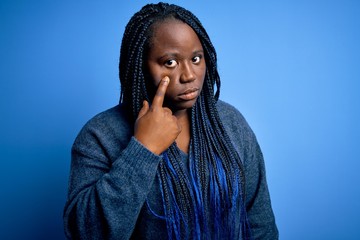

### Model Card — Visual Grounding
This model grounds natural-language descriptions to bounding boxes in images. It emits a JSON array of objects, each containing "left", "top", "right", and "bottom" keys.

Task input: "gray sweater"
[{"left": 63, "top": 100, "right": 278, "bottom": 239}]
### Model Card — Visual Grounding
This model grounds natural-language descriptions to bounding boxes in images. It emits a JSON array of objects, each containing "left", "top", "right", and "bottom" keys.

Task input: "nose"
[{"left": 180, "top": 61, "right": 196, "bottom": 83}]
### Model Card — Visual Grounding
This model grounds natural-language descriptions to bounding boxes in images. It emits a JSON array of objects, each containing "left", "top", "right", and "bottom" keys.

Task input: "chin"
[{"left": 171, "top": 99, "right": 197, "bottom": 112}]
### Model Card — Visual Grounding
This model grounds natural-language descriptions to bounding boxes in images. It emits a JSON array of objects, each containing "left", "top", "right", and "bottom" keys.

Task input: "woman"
[{"left": 64, "top": 2, "right": 278, "bottom": 239}]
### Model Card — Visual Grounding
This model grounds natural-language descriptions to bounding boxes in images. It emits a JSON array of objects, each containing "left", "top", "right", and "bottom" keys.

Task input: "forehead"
[{"left": 149, "top": 19, "right": 202, "bottom": 51}]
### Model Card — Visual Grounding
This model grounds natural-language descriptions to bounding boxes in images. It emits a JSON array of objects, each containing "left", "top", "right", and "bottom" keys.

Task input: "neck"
[{"left": 173, "top": 109, "right": 188, "bottom": 119}]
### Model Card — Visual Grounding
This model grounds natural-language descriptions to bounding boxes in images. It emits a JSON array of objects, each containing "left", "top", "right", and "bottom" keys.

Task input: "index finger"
[{"left": 152, "top": 76, "right": 170, "bottom": 107}]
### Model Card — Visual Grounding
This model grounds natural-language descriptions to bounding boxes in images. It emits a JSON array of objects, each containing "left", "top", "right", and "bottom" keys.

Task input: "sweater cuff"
[{"left": 112, "top": 137, "right": 161, "bottom": 178}]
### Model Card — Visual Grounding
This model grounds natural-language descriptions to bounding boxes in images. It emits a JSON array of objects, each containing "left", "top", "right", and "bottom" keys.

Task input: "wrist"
[{"left": 133, "top": 136, "right": 161, "bottom": 155}]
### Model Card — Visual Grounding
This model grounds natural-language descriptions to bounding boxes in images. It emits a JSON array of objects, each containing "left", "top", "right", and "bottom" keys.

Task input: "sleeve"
[
  {"left": 244, "top": 133, "right": 279, "bottom": 240},
  {"left": 63, "top": 127, "right": 162, "bottom": 240}
]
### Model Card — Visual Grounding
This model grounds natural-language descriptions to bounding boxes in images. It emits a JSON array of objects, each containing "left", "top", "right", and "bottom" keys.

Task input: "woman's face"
[{"left": 146, "top": 19, "right": 206, "bottom": 112}]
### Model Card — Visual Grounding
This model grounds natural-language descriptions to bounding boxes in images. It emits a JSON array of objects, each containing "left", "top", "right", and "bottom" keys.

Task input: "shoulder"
[
  {"left": 216, "top": 100, "right": 258, "bottom": 161},
  {"left": 216, "top": 100, "right": 252, "bottom": 136},
  {"left": 216, "top": 100, "right": 245, "bottom": 120},
  {"left": 73, "top": 104, "right": 133, "bottom": 155},
  {"left": 82, "top": 104, "right": 131, "bottom": 133}
]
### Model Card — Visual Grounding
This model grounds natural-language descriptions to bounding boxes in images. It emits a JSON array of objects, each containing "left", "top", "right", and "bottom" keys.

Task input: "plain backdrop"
[{"left": 1, "top": 0, "right": 359, "bottom": 239}]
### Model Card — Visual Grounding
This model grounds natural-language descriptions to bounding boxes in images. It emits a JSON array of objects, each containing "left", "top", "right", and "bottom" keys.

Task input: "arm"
[
  {"left": 216, "top": 100, "right": 278, "bottom": 239},
  {"left": 64, "top": 133, "right": 161, "bottom": 240},
  {"left": 64, "top": 77, "right": 180, "bottom": 239},
  {"left": 245, "top": 137, "right": 279, "bottom": 240}
]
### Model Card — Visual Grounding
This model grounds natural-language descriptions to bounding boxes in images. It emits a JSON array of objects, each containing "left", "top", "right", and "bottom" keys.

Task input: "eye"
[
  {"left": 164, "top": 59, "right": 178, "bottom": 68},
  {"left": 192, "top": 55, "right": 202, "bottom": 64}
]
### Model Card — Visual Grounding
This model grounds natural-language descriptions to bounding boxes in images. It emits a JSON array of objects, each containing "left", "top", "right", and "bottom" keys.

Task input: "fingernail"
[{"left": 163, "top": 76, "right": 170, "bottom": 85}]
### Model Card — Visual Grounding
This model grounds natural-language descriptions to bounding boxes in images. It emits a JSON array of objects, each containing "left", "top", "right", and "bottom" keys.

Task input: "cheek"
[{"left": 164, "top": 82, "right": 177, "bottom": 96}]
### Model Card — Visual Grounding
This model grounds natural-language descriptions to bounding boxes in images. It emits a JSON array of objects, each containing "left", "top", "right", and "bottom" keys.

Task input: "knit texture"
[{"left": 63, "top": 100, "right": 278, "bottom": 239}]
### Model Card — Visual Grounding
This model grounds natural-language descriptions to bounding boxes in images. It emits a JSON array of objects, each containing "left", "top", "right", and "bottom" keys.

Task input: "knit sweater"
[{"left": 63, "top": 100, "right": 278, "bottom": 239}]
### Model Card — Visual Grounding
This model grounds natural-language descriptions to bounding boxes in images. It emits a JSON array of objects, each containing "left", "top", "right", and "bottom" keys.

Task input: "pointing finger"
[{"left": 152, "top": 76, "right": 170, "bottom": 107}]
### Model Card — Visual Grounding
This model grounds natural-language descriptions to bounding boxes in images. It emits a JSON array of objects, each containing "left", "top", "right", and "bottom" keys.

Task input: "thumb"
[{"left": 137, "top": 100, "right": 149, "bottom": 120}]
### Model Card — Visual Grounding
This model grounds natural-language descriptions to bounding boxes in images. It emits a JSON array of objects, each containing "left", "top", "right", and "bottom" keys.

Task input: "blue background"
[{"left": 1, "top": 0, "right": 359, "bottom": 239}]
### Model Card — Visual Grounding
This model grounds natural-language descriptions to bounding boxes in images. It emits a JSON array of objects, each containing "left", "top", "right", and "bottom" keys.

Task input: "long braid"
[{"left": 119, "top": 2, "right": 252, "bottom": 239}]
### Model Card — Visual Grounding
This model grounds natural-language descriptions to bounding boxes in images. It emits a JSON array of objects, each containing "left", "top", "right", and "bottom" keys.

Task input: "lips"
[{"left": 178, "top": 87, "right": 200, "bottom": 101}]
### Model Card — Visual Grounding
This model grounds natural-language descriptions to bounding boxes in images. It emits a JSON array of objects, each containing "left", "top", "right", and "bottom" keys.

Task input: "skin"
[{"left": 134, "top": 19, "right": 206, "bottom": 154}]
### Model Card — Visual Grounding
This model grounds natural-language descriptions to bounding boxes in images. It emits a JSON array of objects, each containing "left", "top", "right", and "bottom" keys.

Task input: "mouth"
[{"left": 178, "top": 87, "right": 200, "bottom": 101}]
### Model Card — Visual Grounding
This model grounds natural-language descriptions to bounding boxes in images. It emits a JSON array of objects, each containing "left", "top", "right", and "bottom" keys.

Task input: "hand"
[{"left": 134, "top": 76, "right": 181, "bottom": 155}]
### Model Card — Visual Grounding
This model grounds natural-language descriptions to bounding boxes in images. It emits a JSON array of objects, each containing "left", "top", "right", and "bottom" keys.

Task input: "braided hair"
[{"left": 119, "top": 3, "right": 252, "bottom": 239}]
